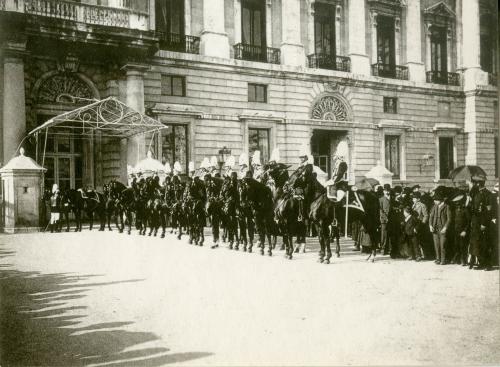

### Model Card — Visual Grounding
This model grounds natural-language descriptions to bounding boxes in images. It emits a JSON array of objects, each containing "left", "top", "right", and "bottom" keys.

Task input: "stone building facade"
[{"left": 0, "top": 0, "right": 498, "bottom": 191}]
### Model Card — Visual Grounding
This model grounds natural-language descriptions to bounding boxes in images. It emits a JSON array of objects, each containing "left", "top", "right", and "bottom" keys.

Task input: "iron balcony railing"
[
  {"left": 426, "top": 71, "right": 460, "bottom": 86},
  {"left": 233, "top": 43, "right": 281, "bottom": 64},
  {"left": 20, "top": 0, "right": 148, "bottom": 30},
  {"left": 156, "top": 32, "right": 200, "bottom": 54},
  {"left": 488, "top": 73, "right": 497, "bottom": 86},
  {"left": 307, "top": 54, "right": 351, "bottom": 72},
  {"left": 371, "top": 63, "right": 409, "bottom": 80}
]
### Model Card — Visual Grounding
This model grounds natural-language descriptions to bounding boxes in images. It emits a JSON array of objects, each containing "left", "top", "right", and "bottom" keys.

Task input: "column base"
[
  {"left": 280, "top": 43, "right": 305, "bottom": 67},
  {"left": 348, "top": 53, "right": 371, "bottom": 76},
  {"left": 406, "top": 62, "right": 426, "bottom": 83},
  {"left": 200, "top": 31, "right": 230, "bottom": 59},
  {"left": 463, "top": 67, "right": 488, "bottom": 90}
]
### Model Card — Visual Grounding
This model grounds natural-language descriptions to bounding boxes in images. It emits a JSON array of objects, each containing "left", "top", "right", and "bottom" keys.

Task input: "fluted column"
[
  {"left": 200, "top": 0, "right": 230, "bottom": 58},
  {"left": 348, "top": 0, "right": 370, "bottom": 75},
  {"left": 121, "top": 63, "right": 149, "bottom": 171},
  {"left": 281, "top": 0, "right": 305, "bottom": 67},
  {"left": 405, "top": 0, "right": 425, "bottom": 82},
  {"left": 2, "top": 39, "right": 27, "bottom": 165},
  {"left": 462, "top": 0, "right": 487, "bottom": 89}
]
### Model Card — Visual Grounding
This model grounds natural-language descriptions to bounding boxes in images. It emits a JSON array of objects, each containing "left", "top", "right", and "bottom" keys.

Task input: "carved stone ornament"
[
  {"left": 38, "top": 73, "right": 93, "bottom": 104},
  {"left": 312, "top": 96, "right": 348, "bottom": 121}
]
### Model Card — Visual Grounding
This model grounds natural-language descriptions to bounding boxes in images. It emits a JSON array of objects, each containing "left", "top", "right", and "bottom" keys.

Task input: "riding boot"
[{"left": 49, "top": 223, "right": 54, "bottom": 233}]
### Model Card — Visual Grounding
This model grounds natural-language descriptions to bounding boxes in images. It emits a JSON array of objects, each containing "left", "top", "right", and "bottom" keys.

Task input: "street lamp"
[{"left": 218, "top": 146, "right": 231, "bottom": 174}]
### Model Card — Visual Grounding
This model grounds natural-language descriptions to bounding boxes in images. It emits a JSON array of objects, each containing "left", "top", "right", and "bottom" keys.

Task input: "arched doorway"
[
  {"left": 32, "top": 71, "right": 100, "bottom": 191},
  {"left": 310, "top": 94, "right": 352, "bottom": 178}
]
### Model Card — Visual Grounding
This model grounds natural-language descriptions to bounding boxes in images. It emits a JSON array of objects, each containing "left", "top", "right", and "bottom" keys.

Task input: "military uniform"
[{"left": 469, "top": 186, "right": 492, "bottom": 268}]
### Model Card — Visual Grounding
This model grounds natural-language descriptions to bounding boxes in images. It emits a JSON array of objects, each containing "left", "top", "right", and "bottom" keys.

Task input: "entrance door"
[
  {"left": 41, "top": 134, "right": 83, "bottom": 191},
  {"left": 311, "top": 130, "right": 349, "bottom": 179}
]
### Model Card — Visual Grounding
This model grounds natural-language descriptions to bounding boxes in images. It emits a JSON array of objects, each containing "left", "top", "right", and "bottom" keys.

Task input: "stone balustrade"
[{"left": 1, "top": 0, "right": 148, "bottom": 31}]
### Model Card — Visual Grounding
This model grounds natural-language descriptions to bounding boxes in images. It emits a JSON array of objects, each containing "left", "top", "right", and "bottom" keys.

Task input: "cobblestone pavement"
[{"left": 0, "top": 229, "right": 499, "bottom": 366}]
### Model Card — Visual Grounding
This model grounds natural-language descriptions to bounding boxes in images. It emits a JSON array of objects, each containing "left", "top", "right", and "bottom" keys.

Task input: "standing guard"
[{"left": 469, "top": 175, "right": 492, "bottom": 270}]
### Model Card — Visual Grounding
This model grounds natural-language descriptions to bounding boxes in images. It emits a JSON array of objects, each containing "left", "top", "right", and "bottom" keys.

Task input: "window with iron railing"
[{"left": 383, "top": 97, "right": 398, "bottom": 114}]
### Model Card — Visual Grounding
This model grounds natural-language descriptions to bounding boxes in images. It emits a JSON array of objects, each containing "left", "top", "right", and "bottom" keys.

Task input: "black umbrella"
[
  {"left": 354, "top": 177, "right": 380, "bottom": 191},
  {"left": 448, "top": 165, "right": 487, "bottom": 181}
]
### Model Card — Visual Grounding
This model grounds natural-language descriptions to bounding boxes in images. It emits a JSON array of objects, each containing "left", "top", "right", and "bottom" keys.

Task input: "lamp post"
[{"left": 218, "top": 146, "right": 231, "bottom": 174}]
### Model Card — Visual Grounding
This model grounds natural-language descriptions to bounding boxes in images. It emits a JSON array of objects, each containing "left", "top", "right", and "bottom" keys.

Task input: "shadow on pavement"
[{"left": 0, "top": 270, "right": 212, "bottom": 366}]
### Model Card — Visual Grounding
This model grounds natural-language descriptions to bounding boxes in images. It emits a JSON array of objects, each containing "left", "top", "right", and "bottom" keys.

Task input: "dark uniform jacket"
[
  {"left": 453, "top": 205, "right": 470, "bottom": 234},
  {"left": 379, "top": 196, "right": 391, "bottom": 224}
]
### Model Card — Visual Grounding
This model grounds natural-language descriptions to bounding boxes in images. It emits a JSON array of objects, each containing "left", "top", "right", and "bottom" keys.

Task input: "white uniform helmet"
[
  {"left": 298, "top": 143, "right": 309, "bottom": 158},
  {"left": 173, "top": 161, "right": 182, "bottom": 176},
  {"left": 269, "top": 147, "right": 280, "bottom": 164},
  {"left": 252, "top": 150, "right": 262, "bottom": 167},
  {"left": 164, "top": 162, "right": 172, "bottom": 174},
  {"left": 238, "top": 152, "right": 249, "bottom": 167},
  {"left": 52, "top": 183, "right": 59, "bottom": 194}
]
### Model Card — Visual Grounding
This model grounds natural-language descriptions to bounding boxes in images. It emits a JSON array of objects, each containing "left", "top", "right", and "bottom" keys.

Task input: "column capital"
[
  {"left": 120, "top": 63, "right": 150, "bottom": 76},
  {"left": 2, "top": 37, "right": 28, "bottom": 62}
]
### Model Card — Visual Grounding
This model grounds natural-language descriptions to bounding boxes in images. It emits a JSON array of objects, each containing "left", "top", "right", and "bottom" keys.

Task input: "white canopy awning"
[{"left": 28, "top": 97, "right": 168, "bottom": 139}]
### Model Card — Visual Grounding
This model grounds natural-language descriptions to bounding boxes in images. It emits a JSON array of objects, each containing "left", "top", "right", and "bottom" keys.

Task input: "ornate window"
[
  {"left": 37, "top": 73, "right": 94, "bottom": 104},
  {"left": 311, "top": 95, "right": 349, "bottom": 121}
]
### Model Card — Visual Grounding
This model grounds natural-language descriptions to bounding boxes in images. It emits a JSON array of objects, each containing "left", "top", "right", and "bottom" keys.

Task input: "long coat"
[{"left": 469, "top": 188, "right": 491, "bottom": 256}]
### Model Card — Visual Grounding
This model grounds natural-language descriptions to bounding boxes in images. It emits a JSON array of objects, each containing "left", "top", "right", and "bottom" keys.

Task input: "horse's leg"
[{"left": 324, "top": 223, "right": 332, "bottom": 264}]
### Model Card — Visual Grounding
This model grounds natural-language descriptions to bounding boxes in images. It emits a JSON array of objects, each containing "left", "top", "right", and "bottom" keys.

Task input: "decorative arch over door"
[{"left": 310, "top": 94, "right": 351, "bottom": 121}]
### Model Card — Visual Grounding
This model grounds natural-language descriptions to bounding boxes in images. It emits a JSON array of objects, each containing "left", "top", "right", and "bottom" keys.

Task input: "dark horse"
[
  {"left": 108, "top": 180, "right": 136, "bottom": 234},
  {"left": 239, "top": 177, "right": 274, "bottom": 255},
  {"left": 58, "top": 188, "right": 106, "bottom": 231}
]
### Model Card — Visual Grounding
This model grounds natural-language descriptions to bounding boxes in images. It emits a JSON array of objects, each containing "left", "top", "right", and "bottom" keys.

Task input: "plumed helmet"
[
  {"left": 269, "top": 147, "right": 280, "bottom": 163},
  {"left": 173, "top": 161, "right": 182, "bottom": 175},
  {"left": 210, "top": 156, "right": 218, "bottom": 168},
  {"left": 164, "top": 162, "right": 172, "bottom": 174},
  {"left": 335, "top": 140, "right": 349, "bottom": 159},
  {"left": 252, "top": 151, "right": 261, "bottom": 166},
  {"left": 200, "top": 157, "right": 211, "bottom": 170},
  {"left": 239, "top": 152, "right": 249, "bottom": 167},
  {"left": 306, "top": 154, "right": 314, "bottom": 165},
  {"left": 188, "top": 161, "right": 195, "bottom": 173},
  {"left": 52, "top": 183, "right": 59, "bottom": 194},
  {"left": 224, "top": 155, "right": 235, "bottom": 168}
]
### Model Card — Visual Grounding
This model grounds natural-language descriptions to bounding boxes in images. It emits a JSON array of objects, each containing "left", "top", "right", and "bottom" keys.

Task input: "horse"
[
  {"left": 219, "top": 174, "right": 240, "bottom": 249},
  {"left": 327, "top": 181, "right": 380, "bottom": 261},
  {"left": 205, "top": 175, "right": 223, "bottom": 248},
  {"left": 237, "top": 177, "right": 256, "bottom": 252},
  {"left": 240, "top": 177, "right": 275, "bottom": 255},
  {"left": 110, "top": 180, "right": 136, "bottom": 234},
  {"left": 59, "top": 189, "right": 84, "bottom": 231},
  {"left": 79, "top": 189, "right": 106, "bottom": 231},
  {"left": 169, "top": 177, "right": 186, "bottom": 240},
  {"left": 187, "top": 177, "right": 207, "bottom": 246}
]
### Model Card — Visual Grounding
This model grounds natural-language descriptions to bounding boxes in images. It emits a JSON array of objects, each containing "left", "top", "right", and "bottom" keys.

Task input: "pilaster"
[
  {"left": 280, "top": 0, "right": 305, "bottom": 67},
  {"left": 2, "top": 38, "right": 27, "bottom": 164},
  {"left": 348, "top": 0, "right": 370, "bottom": 75},
  {"left": 120, "top": 63, "right": 150, "bottom": 170},
  {"left": 405, "top": 0, "right": 425, "bottom": 82},
  {"left": 200, "top": 0, "right": 230, "bottom": 59}
]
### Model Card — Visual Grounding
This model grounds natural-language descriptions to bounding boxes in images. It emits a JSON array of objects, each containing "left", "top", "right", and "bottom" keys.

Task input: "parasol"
[
  {"left": 448, "top": 165, "right": 486, "bottom": 182},
  {"left": 354, "top": 177, "right": 380, "bottom": 191}
]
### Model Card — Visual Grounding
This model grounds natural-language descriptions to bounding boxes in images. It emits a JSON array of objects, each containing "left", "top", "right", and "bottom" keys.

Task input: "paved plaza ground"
[{"left": 0, "top": 229, "right": 499, "bottom": 366}]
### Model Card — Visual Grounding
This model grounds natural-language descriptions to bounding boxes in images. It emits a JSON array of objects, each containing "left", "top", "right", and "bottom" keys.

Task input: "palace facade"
[{"left": 0, "top": 0, "right": 498, "bottom": 191}]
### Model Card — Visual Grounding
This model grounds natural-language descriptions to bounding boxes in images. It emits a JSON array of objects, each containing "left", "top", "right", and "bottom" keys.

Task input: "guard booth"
[{"left": 0, "top": 148, "right": 46, "bottom": 233}]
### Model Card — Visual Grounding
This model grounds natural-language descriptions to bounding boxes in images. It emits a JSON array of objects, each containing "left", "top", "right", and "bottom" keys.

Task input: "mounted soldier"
[
  {"left": 331, "top": 154, "right": 348, "bottom": 186},
  {"left": 251, "top": 150, "right": 264, "bottom": 181},
  {"left": 238, "top": 152, "right": 250, "bottom": 179}
]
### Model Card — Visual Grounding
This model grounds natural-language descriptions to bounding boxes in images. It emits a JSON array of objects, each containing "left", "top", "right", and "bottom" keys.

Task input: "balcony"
[
  {"left": 307, "top": 54, "right": 350, "bottom": 72},
  {"left": 1, "top": 0, "right": 148, "bottom": 30},
  {"left": 371, "top": 63, "right": 408, "bottom": 80},
  {"left": 233, "top": 43, "right": 280, "bottom": 64},
  {"left": 157, "top": 32, "right": 200, "bottom": 54},
  {"left": 426, "top": 71, "right": 460, "bottom": 86},
  {"left": 488, "top": 73, "right": 497, "bottom": 86}
]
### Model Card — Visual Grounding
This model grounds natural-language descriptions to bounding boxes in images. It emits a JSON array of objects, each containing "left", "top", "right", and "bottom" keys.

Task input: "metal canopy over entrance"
[{"left": 28, "top": 97, "right": 167, "bottom": 139}]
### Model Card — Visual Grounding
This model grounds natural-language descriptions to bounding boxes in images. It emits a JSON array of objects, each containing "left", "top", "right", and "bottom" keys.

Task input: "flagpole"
[{"left": 345, "top": 190, "right": 349, "bottom": 239}]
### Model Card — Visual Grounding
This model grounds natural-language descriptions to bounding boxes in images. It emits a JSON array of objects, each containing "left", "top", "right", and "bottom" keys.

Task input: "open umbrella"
[
  {"left": 448, "top": 165, "right": 486, "bottom": 182},
  {"left": 354, "top": 177, "right": 380, "bottom": 191}
]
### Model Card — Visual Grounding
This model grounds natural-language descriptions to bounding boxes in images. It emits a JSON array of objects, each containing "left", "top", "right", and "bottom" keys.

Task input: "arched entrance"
[
  {"left": 310, "top": 94, "right": 352, "bottom": 178},
  {"left": 32, "top": 71, "right": 100, "bottom": 191}
]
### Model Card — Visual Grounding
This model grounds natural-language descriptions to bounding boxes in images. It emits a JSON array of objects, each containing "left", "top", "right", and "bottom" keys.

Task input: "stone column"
[
  {"left": 370, "top": 11, "right": 378, "bottom": 64},
  {"left": 307, "top": 0, "right": 315, "bottom": 57},
  {"left": 462, "top": 0, "right": 487, "bottom": 88},
  {"left": 425, "top": 22, "right": 432, "bottom": 72},
  {"left": 348, "top": 0, "right": 370, "bottom": 75},
  {"left": 335, "top": 5, "right": 342, "bottom": 55},
  {"left": 200, "top": 0, "right": 230, "bottom": 58},
  {"left": 405, "top": 0, "right": 425, "bottom": 82},
  {"left": 234, "top": 0, "right": 242, "bottom": 44},
  {"left": 184, "top": 0, "right": 192, "bottom": 36},
  {"left": 266, "top": 0, "right": 272, "bottom": 49},
  {"left": 446, "top": 26, "right": 452, "bottom": 73},
  {"left": 394, "top": 16, "right": 401, "bottom": 66},
  {"left": 2, "top": 39, "right": 27, "bottom": 166},
  {"left": 281, "top": 0, "right": 305, "bottom": 67},
  {"left": 121, "top": 63, "right": 149, "bottom": 170}
]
